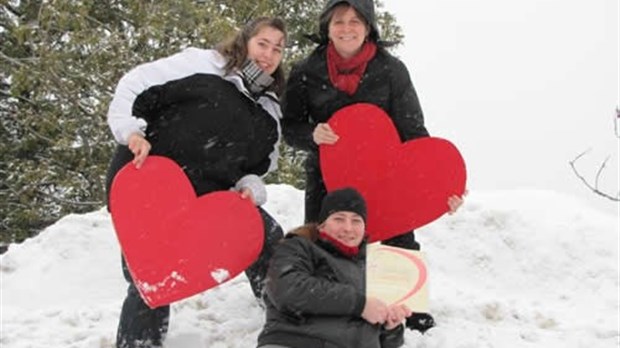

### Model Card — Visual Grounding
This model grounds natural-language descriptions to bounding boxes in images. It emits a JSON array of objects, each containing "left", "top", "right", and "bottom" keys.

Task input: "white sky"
[
  {"left": 384, "top": 0, "right": 619, "bottom": 215},
  {"left": 1, "top": 185, "right": 618, "bottom": 347}
]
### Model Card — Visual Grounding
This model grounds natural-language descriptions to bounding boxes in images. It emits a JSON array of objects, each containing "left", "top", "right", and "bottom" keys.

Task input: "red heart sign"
[
  {"left": 109, "top": 156, "right": 263, "bottom": 308},
  {"left": 320, "top": 103, "right": 467, "bottom": 242}
]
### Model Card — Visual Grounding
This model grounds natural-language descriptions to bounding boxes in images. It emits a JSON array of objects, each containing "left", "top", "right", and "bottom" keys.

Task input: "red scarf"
[
  {"left": 327, "top": 41, "right": 377, "bottom": 96},
  {"left": 319, "top": 231, "right": 360, "bottom": 257}
]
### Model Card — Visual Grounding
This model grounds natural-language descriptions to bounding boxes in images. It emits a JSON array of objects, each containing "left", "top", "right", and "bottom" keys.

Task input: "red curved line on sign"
[{"left": 378, "top": 246, "right": 427, "bottom": 305}]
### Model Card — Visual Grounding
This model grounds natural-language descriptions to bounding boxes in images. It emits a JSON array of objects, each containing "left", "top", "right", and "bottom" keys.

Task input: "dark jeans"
[{"left": 115, "top": 207, "right": 283, "bottom": 348}]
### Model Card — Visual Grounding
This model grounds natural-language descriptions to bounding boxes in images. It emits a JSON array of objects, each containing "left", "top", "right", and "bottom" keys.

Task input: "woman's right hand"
[
  {"left": 312, "top": 123, "right": 339, "bottom": 145},
  {"left": 127, "top": 133, "right": 151, "bottom": 169},
  {"left": 361, "top": 297, "right": 388, "bottom": 325}
]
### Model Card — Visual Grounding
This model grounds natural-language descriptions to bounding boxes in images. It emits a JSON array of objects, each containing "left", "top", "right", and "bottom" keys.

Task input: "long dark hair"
[{"left": 216, "top": 17, "right": 287, "bottom": 96}]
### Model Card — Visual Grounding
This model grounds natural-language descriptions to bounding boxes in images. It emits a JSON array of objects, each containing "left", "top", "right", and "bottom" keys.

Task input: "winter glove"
[{"left": 405, "top": 312, "right": 435, "bottom": 334}]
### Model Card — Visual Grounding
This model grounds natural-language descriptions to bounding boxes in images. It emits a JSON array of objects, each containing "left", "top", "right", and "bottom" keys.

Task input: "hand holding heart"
[
  {"left": 319, "top": 103, "right": 467, "bottom": 242},
  {"left": 109, "top": 156, "right": 263, "bottom": 308},
  {"left": 313, "top": 123, "right": 339, "bottom": 145}
]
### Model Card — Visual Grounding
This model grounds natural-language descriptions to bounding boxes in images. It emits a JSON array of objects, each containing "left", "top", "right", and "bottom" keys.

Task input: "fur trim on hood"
[{"left": 287, "top": 223, "right": 320, "bottom": 241}]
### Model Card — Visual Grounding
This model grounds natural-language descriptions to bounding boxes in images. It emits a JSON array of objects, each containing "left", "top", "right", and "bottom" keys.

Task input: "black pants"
[
  {"left": 304, "top": 160, "right": 420, "bottom": 251},
  {"left": 115, "top": 207, "right": 283, "bottom": 348}
]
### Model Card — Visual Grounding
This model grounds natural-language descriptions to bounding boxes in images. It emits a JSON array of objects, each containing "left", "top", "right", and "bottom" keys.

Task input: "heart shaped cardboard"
[
  {"left": 320, "top": 103, "right": 467, "bottom": 241},
  {"left": 109, "top": 156, "right": 263, "bottom": 308}
]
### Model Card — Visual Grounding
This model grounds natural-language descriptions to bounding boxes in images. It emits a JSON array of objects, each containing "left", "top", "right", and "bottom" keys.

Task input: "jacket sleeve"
[
  {"left": 107, "top": 56, "right": 181, "bottom": 145},
  {"left": 380, "top": 324, "right": 405, "bottom": 348},
  {"left": 389, "top": 59, "right": 430, "bottom": 141},
  {"left": 234, "top": 174, "right": 267, "bottom": 206},
  {"left": 107, "top": 48, "right": 221, "bottom": 145},
  {"left": 265, "top": 237, "right": 366, "bottom": 317},
  {"left": 280, "top": 62, "right": 318, "bottom": 152}
]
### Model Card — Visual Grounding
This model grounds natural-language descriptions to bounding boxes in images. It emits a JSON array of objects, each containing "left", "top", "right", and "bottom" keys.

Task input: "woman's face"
[
  {"left": 328, "top": 5, "right": 369, "bottom": 59},
  {"left": 247, "top": 26, "right": 285, "bottom": 75},
  {"left": 320, "top": 211, "right": 365, "bottom": 247}
]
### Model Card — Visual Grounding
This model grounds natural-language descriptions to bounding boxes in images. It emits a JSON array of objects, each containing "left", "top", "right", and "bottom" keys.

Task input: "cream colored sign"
[{"left": 366, "top": 243, "right": 429, "bottom": 312}]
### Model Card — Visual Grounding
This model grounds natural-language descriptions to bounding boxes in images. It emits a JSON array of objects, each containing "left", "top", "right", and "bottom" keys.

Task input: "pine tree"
[{"left": 0, "top": 0, "right": 402, "bottom": 244}]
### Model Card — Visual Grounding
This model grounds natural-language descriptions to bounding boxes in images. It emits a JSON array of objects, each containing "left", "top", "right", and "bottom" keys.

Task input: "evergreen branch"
[
  {"left": 0, "top": 51, "right": 31, "bottom": 67},
  {"left": 3, "top": 4, "right": 22, "bottom": 17},
  {"left": 7, "top": 112, "right": 56, "bottom": 143},
  {"left": 0, "top": 89, "right": 38, "bottom": 106},
  {"left": 36, "top": 187, "right": 102, "bottom": 207}
]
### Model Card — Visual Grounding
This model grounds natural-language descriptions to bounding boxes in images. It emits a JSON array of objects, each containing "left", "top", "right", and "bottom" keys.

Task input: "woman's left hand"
[
  {"left": 447, "top": 190, "right": 468, "bottom": 214},
  {"left": 384, "top": 304, "right": 412, "bottom": 330},
  {"left": 239, "top": 187, "right": 257, "bottom": 205},
  {"left": 312, "top": 123, "right": 339, "bottom": 145}
]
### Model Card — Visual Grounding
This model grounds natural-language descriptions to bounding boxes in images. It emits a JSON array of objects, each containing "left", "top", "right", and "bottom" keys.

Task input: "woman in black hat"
[
  {"left": 257, "top": 187, "right": 412, "bottom": 348},
  {"left": 281, "top": 0, "right": 465, "bottom": 333}
]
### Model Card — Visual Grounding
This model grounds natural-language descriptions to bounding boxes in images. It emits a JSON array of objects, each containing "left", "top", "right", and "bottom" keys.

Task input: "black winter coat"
[
  {"left": 257, "top": 225, "right": 405, "bottom": 348},
  {"left": 280, "top": 46, "right": 429, "bottom": 222},
  {"left": 136, "top": 74, "right": 279, "bottom": 194},
  {"left": 281, "top": 46, "right": 429, "bottom": 153}
]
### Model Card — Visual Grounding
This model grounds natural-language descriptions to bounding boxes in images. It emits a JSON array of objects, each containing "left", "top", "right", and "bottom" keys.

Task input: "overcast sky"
[{"left": 384, "top": 0, "right": 618, "bottom": 215}]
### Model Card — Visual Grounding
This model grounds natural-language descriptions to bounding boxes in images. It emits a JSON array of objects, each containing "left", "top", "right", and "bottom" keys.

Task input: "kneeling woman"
[{"left": 257, "top": 188, "right": 412, "bottom": 348}]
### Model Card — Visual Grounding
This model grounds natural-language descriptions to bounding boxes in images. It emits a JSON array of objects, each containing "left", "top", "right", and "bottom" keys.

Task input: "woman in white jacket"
[{"left": 105, "top": 17, "right": 287, "bottom": 348}]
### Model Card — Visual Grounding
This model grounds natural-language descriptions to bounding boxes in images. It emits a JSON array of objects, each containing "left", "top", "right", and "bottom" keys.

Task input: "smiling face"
[
  {"left": 319, "top": 211, "right": 365, "bottom": 247},
  {"left": 246, "top": 26, "right": 285, "bottom": 75},
  {"left": 327, "top": 5, "right": 369, "bottom": 59}
]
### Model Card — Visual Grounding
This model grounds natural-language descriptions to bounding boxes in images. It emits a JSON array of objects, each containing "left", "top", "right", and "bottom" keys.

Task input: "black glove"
[{"left": 406, "top": 312, "right": 435, "bottom": 334}]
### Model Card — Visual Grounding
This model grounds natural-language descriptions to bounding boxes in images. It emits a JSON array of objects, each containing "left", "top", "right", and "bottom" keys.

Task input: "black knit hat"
[{"left": 318, "top": 187, "right": 368, "bottom": 223}]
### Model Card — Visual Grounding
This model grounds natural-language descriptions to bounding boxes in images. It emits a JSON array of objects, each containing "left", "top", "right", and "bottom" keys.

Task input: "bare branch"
[
  {"left": 593, "top": 155, "right": 609, "bottom": 189},
  {"left": 569, "top": 150, "right": 620, "bottom": 202},
  {"left": 614, "top": 106, "right": 619, "bottom": 138}
]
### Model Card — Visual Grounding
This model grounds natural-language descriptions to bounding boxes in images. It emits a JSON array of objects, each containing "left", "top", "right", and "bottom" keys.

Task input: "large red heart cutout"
[
  {"left": 320, "top": 103, "right": 467, "bottom": 242},
  {"left": 109, "top": 156, "right": 263, "bottom": 308}
]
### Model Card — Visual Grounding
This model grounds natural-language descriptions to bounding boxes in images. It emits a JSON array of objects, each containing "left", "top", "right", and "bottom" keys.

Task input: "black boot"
[{"left": 116, "top": 257, "right": 170, "bottom": 348}]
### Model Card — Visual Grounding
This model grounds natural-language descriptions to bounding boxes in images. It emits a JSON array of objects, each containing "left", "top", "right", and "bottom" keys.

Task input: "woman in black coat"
[
  {"left": 257, "top": 188, "right": 411, "bottom": 348},
  {"left": 105, "top": 17, "right": 287, "bottom": 348},
  {"left": 281, "top": 0, "right": 464, "bottom": 332}
]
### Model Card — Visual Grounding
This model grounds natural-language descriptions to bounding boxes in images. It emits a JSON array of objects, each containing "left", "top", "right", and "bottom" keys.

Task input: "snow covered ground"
[{"left": 2, "top": 185, "right": 618, "bottom": 348}]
